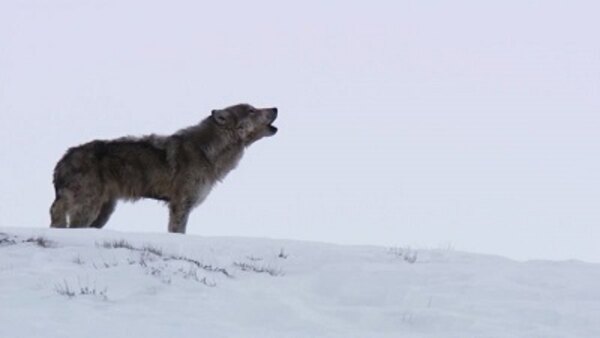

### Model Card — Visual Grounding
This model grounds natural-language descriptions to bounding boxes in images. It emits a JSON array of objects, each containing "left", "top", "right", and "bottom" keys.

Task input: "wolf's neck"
[
  {"left": 201, "top": 137, "right": 244, "bottom": 181},
  {"left": 186, "top": 119, "right": 245, "bottom": 181}
]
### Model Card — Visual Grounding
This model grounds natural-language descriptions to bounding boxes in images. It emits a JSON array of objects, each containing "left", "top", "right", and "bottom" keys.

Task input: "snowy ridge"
[{"left": 1, "top": 227, "right": 599, "bottom": 338}]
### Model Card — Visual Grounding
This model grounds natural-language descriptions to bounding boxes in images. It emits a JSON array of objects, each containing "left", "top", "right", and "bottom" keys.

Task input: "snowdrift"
[{"left": 1, "top": 227, "right": 599, "bottom": 338}]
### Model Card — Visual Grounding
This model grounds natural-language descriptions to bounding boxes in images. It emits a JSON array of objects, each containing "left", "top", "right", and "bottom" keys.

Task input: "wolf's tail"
[
  {"left": 50, "top": 146, "right": 84, "bottom": 227},
  {"left": 49, "top": 196, "right": 68, "bottom": 228}
]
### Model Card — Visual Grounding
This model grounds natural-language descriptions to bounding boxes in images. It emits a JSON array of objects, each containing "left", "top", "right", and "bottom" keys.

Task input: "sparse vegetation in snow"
[
  {"left": 388, "top": 246, "right": 418, "bottom": 264},
  {"left": 0, "top": 234, "right": 55, "bottom": 248},
  {"left": 278, "top": 248, "right": 289, "bottom": 259},
  {"left": 233, "top": 261, "right": 284, "bottom": 276},
  {"left": 54, "top": 279, "right": 108, "bottom": 300}
]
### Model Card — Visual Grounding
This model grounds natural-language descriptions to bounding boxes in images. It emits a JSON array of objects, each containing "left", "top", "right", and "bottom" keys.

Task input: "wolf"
[{"left": 49, "top": 103, "right": 278, "bottom": 234}]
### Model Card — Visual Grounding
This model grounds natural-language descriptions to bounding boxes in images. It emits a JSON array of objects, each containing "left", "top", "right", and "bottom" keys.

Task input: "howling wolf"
[{"left": 50, "top": 103, "right": 278, "bottom": 234}]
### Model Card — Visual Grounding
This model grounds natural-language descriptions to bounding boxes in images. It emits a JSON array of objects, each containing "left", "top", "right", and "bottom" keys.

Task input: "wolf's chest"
[{"left": 193, "top": 183, "right": 213, "bottom": 207}]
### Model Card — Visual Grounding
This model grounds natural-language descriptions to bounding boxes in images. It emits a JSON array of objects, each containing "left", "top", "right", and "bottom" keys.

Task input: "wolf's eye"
[{"left": 248, "top": 108, "right": 256, "bottom": 115}]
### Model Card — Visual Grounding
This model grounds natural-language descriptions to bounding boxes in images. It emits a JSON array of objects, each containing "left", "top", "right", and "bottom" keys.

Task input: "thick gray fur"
[{"left": 50, "top": 103, "right": 278, "bottom": 234}]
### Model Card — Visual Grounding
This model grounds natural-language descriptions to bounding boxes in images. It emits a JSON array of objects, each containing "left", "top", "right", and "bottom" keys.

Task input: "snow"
[{"left": 1, "top": 227, "right": 599, "bottom": 337}]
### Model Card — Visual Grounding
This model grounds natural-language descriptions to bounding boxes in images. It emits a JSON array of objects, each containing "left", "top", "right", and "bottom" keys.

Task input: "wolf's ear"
[{"left": 211, "top": 109, "right": 229, "bottom": 125}]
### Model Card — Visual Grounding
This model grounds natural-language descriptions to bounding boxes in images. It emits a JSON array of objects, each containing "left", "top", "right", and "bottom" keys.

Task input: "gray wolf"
[{"left": 50, "top": 103, "right": 278, "bottom": 234}]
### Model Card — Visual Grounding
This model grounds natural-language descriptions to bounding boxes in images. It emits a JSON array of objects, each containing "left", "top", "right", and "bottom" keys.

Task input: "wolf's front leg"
[{"left": 168, "top": 200, "right": 192, "bottom": 234}]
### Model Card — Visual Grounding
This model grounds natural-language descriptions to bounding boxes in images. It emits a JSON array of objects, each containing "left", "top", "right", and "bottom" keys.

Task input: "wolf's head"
[{"left": 211, "top": 103, "right": 278, "bottom": 146}]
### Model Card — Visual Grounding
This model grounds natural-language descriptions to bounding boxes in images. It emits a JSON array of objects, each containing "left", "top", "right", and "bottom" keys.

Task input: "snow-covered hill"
[{"left": 1, "top": 228, "right": 599, "bottom": 338}]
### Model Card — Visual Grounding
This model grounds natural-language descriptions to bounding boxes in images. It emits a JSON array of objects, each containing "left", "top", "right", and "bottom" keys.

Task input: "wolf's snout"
[{"left": 270, "top": 108, "right": 278, "bottom": 121}]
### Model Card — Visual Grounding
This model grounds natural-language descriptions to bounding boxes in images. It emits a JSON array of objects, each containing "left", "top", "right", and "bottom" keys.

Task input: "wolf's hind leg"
[
  {"left": 69, "top": 201, "right": 101, "bottom": 228},
  {"left": 89, "top": 200, "right": 117, "bottom": 229}
]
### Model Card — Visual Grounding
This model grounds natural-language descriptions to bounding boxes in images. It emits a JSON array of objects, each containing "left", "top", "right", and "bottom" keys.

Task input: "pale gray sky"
[{"left": 1, "top": 0, "right": 599, "bottom": 262}]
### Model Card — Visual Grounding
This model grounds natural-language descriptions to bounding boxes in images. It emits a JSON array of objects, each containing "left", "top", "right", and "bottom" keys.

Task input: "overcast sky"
[{"left": 1, "top": 0, "right": 598, "bottom": 262}]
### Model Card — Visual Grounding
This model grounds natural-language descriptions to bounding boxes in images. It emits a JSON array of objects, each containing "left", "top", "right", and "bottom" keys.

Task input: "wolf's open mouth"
[
  {"left": 267, "top": 108, "right": 278, "bottom": 135},
  {"left": 268, "top": 111, "right": 278, "bottom": 135},
  {"left": 268, "top": 125, "right": 278, "bottom": 135}
]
